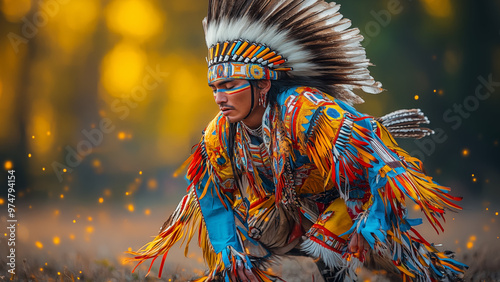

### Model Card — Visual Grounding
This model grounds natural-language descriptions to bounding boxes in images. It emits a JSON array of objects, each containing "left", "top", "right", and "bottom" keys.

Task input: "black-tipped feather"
[{"left": 205, "top": 0, "right": 383, "bottom": 104}]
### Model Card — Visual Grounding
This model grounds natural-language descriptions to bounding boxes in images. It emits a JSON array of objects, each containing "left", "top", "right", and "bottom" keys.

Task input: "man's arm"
[{"left": 280, "top": 87, "right": 466, "bottom": 279}]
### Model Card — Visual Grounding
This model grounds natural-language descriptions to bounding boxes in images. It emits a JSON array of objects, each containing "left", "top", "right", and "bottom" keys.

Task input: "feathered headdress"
[{"left": 203, "top": 0, "right": 383, "bottom": 104}]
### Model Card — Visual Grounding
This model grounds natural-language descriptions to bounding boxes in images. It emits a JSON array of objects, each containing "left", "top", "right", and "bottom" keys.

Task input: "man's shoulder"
[
  {"left": 275, "top": 86, "right": 349, "bottom": 139},
  {"left": 203, "top": 113, "right": 232, "bottom": 170}
]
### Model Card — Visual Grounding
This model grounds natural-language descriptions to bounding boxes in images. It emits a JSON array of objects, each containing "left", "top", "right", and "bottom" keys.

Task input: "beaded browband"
[{"left": 207, "top": 39, "right": 291, "bottom": 83}]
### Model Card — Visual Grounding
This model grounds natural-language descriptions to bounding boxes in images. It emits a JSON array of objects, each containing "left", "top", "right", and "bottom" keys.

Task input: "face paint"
[{"left": 213, "top": 82, "right": 251, "bottom": 97}]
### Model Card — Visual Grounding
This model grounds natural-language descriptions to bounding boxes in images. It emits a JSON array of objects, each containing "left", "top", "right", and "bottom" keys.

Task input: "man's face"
[{"left": 209, "top": 79, "right": 256, "bottom": 123}]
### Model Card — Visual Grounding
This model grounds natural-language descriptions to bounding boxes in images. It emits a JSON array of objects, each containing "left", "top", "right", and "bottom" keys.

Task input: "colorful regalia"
[{"left": 129, "top": 0, "right": 467, "bottom": 281}]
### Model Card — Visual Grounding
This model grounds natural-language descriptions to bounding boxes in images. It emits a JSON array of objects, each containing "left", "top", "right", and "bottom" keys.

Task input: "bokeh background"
[{"left": 0, "top": 0, "right": 500, "bottom": 281}]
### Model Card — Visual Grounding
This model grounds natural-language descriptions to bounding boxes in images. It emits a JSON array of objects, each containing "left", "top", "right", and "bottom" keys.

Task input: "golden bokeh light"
[
  {"left": 4, "top": 160, "right": 13, "bottom": 170},
  {"left": 35, "top": 241, "right": 44, "bottom": 249},
  {"left": 53, "top": 236, "right": 60, "bottom": 245},
  {"left": 101, "top": 42, "right": 147, "bottom": 97},
  {"left": 98, "top": 197, "right": 104, "bottom": 204},
  {"left": 421, "top": 0, "right": 452, "bottom": 18},
  {"left": 104, "top": 189, "right": 112, "bottom": 197},
  {"left": 147, "top": 178, "right": 158, "bottom": 190},
  {"left": 29, "top": 101, "right": 54, "bottom": 155},
  {"left": 466, "top": 241, "right": 473, "bottom": 249},
  {"left": 128, "top": 204, "right": 134, "bottom": 212},
  {"left": 1, "top": 0, "right": 32, "bottom": 22},
  {"left": 144, "top": 209, "right": 151, "bottom": 215},
  {"left": 44, "top": 0, "right": 100, "bottom": 53},
  {"left": 86, "top": 226, "right": 94, "bottom": 233},
  {"left": 462, "top": 148, "right": 469, "bottom": 157},
  {"left": 414, "top": 95, "right": 419, "bottom": 100},
  {"left": 105, "top": 0, "right": 163, "bottom": 41}
]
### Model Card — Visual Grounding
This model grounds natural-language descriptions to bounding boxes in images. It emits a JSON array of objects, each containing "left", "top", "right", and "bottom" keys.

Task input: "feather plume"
[
  {"left": 204, "top": 0, "right": 383, "bottom": 104},
  {"left": 377, "top": 109, "right": 434, "bottom": 139}
]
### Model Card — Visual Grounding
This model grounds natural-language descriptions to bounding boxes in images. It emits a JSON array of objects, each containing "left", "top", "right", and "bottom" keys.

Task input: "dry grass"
[{"left": 1, "top": 248, "right": 499, "bottom": 282}]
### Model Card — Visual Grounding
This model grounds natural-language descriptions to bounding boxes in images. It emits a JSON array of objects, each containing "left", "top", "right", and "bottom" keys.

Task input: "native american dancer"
[{"left": 129, "top": 1, "right": 467, "bottom": 281}]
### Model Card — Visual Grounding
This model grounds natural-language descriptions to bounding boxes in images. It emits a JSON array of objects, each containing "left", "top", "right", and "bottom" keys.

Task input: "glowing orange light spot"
[
  {"left": 469, "top": 235, "right": 476, "bottom": 242},
  {"left": 413, "top": 204, "right": 420, "bottom": 211},
  {"left": 0, "top": 198, "right": 4, "bottom": 205},
  {"left": 58, "top": 272, "right": 61, "bottom": 275},
  {"left": 73, "top": 220, "right": 76, "bottom": 223},
  {"left": 466, "top": 242, "right": 473, "bottom": 249},
  {"left": 32, "top": 135, "right": 35, "bottom": 139},
  {"left": 496, "top": 212, "right": 499, "bottom": 216},
  {"left": 88, "top": 216, "right": 93, "bottom": 222},
  {"left": 28, "top": 153, "right": 32, "bottom": 158},
  {"left": 139, "top": 170, "right": 143, "bottom": 175},
  {"left": 53, "top": 237, "right": 60, "bottom": 245},
  {"left": 147, "top": 179, "right": 158, "bottom": 189},
  {"left": 128, "top": 204, "right": 134, "bottom": 212},
  {"left": 433, "top": 89, "right": 437, "bottom": 93},
  {"left": 60, "top": 194, "right": 64, "bottom": 199},
  {"left": 54, "top": 210, "right": 59, "bottom": 215},
  {"left": 69, "top": 234, "right": 75, "bottom": 240},
  {"left": 473, "top": 178, "right": 477, "bottom": 182},
  {"left": 35, "top": 241, "right": 43, "bottom": 249},
  {"left": 104, "top": 189, "right": 112, "bottom": 197},
  {"left": 144, "top": 209, "right": 151, "bottom": 215},
  {"left": 125, "top": 192, "right": 130, "bottom": 196},
  {"left": 4, "top": 161, "right": 13, "bottom": 170},
  {"left": 118, "top": 132, "right": 126, "bottom": 140},
  {"left": 93, "top": 159, "right": 101, "bottom": 167},
  {"left": 86, "top": 226, "right": 94, "bottom": 233},
  {"left": 98, "top": 197, "right": 104, "bottom": 203},
  {"left": 414, "top": 95, "right": 419, "bottom": 100},
  {"left": 63, "top": 168, "right": 67, "bottom": 172},
  {"left": 462, "top": 149, "right": 469, "bottom": 157},
  {"left": 40, "top": 268, "right": 43, "bottom": 272},
  {"left": 128, "top": 247, "right": 132, "bottom": 252},
  {"left": 42, "top": 167, "right": 45, "bottom": 171}
]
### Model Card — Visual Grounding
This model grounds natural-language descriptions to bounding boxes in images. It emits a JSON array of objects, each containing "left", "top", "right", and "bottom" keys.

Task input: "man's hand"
[
  {"left": 206, "top": 260, "right": 259, "bottom": 282},
  {"left": 229, "top": 260, "right": 259, "bottom": 282},
  {"left": 348, "top": 232, "right": 369, "bottom": 258}
]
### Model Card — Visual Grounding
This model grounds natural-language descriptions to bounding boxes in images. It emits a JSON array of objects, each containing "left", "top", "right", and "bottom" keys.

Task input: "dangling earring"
[{"left": 258, "top": 91, "right": 268, "bottom": 107}]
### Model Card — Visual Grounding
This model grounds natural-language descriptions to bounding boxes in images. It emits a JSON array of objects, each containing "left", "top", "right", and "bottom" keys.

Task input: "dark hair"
[{"left": 249, "top": 76, "right": 332, "bottom": 107}]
